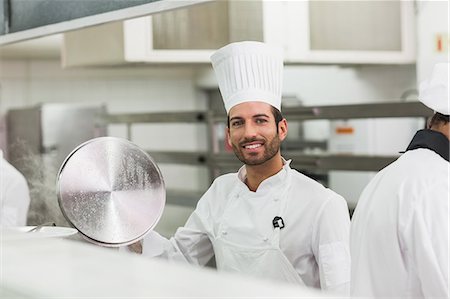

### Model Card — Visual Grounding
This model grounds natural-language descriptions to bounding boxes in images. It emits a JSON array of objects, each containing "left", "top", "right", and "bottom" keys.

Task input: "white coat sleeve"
[
  {"left": 138, "top": 185, "right": 216, "bottom": 267},
  {"left": 0, "top": 167, "right": 30, "bottom": 227},
  {"left": 402, "top": 181, "right": 449, "bottom": 298},
  {"left": 312, "top": 194, "right": 351, "bottom": 295}
]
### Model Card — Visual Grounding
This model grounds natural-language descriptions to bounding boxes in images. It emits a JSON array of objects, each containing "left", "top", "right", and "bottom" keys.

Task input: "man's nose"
[{"left": 243, "top": 123, "right": 258, "bottom": 138}]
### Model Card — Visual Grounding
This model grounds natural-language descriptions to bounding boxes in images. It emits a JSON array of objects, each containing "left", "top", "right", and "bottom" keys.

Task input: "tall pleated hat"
[
  {"left": 419, "top": 62, "right": 449, "bottom": 115},
  {"left": 210, "top": 41, "right": 284, "bottom": 114}
]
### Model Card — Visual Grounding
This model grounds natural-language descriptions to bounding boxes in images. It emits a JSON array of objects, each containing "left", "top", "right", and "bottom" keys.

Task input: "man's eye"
[
  {"left": 231, "top": 121, "right": 243, "bottom": 127},
  {"left": 255, "top": 119, "right": 268, "bottom": 124}
]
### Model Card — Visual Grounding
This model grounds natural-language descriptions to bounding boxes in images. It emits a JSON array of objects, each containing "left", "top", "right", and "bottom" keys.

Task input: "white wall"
[{"left": 416, "top": 0, "right": 449, "bottom": 83}]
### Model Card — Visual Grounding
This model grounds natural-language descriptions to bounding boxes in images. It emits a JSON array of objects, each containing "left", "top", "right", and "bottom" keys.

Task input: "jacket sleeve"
[
  {"left": 139, "top": 185, "right": 215, "bottom": 267},
  {"left": 402, "top": 181, "right": 449, "bottom": 298},
  {"left": 312, "top": 193, "right": 351, "bottom": 295},
  {"left": 0, "top": 166, "right": 30, "bottom": 227}
]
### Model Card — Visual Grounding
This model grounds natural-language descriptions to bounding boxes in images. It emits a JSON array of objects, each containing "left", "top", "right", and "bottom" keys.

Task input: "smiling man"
[
  {"left": 227, "top": 102, "right": 287, "bottom": 191},
  {"left": 134, "top": 41, "right": 351, "bottom": 294}
]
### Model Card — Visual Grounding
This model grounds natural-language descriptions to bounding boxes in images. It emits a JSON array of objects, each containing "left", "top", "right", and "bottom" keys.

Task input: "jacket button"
[
  {"left": 274, "top": 198, "right": 279, "bottom": 202},
  {"left": 222, "top": 231, "right": 227, "bottom": 235},
  {"left": 263, "top": 237, "right": 269, "bottom": 242}
]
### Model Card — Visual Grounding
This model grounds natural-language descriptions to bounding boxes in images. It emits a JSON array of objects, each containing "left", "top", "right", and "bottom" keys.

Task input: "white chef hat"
[
  {"left": 419, "top": 62, "right": 449, "bottom": 115},
  {"left": 210, "top": 41, "right": 284, "bottom": 114}
]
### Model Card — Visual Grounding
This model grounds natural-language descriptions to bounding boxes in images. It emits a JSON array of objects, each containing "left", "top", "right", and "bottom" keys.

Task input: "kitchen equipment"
[{"left": 57, "top": 137, "right": 165, "bottom": 247}]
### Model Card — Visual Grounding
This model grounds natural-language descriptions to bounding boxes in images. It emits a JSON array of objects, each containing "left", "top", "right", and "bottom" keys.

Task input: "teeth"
[{"left": 245, "top": 144, "right": 261, "bottom": 149}]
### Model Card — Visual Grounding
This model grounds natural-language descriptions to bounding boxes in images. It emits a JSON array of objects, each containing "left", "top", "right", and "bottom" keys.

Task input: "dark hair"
[
  {"left": 227, "top": 106, "right": 284, "bottom": 131},
  {"left": 428, "top": 112, "right": 450, "bottom": 128},
  {"left": 272, "top": 106, "right": 284, "bottom": 125}
]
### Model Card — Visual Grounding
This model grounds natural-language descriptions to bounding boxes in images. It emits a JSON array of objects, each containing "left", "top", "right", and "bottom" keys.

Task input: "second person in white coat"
[
  {"left": 134, "top": 41, "right": 351, "bottom": 294},
  {"left": 350, "top": 62, "right": 449, "bottom": 298}
]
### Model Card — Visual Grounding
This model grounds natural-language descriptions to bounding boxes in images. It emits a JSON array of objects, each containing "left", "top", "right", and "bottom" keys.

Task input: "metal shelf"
[
  {"left": 283, "top": 101, "right": 432, "bottom": 120},
  {"left": 104, "top": 101, "right": 431, "bottom": 172},
  {"left": 104, "top": 101, "right": 432, "bottom": 124},
  {"left": 103, "top": 111, "right": 207, "bottom": 124},
  {"left": 147, "top": 150, "right": 398, "bottom": 172}
]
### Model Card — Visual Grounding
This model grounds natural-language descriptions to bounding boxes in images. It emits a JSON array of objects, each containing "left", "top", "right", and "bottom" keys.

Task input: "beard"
[{"left": 232, "top": 134, "right": 281, "bottom": 166}]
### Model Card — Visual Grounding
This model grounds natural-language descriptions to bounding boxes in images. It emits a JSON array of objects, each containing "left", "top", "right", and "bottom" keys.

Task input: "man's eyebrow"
[
  {"left": 230, "top": 114, "right": 270, "bottom": 121},
  {"left": 253, "top": 114, "right": 270, "bottom": 118},
  {"left": 229, "top": 116, "right": 244, "bottom": 122}
]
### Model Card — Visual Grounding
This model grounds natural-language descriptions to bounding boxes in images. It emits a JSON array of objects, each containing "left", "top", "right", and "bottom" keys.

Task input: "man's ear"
[
  {"left": 226, "top": 127, "right": 232, "bottom": 147},
  {"left": 278, "top": 119, "right": 288, "bottom": 141}
]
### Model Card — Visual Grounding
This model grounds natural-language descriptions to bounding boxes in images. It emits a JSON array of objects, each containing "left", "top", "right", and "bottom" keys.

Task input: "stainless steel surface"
[
  {"left": 57, "top": 137, "right": 165, "bottom": 247},
  {"left": 7, "top": 104, "right": 107, "bottom": 167}
]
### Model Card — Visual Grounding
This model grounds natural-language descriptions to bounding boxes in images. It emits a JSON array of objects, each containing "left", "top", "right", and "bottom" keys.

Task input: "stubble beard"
[{"left": 232, "top": 134, "right": 281, "bottom": 166}]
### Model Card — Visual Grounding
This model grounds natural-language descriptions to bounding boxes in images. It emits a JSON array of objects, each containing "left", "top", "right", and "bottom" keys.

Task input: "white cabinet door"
[
  {"left": 282, "top": 0, "right": 416, "bottom": 64},
  {"left": 125, "top": 0, "right": 266, "bottom": 63}
]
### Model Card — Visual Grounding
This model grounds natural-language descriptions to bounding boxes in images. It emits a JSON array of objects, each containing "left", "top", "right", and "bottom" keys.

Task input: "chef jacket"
[
  {"left": 0, "top": 154, "right": 30, "bottom": 226},
  {"left": 350, "top": 129, "right": 449, "bottom": 298},
  {"left": 141, "top": 159, "right": 351, "bottom": 294}
]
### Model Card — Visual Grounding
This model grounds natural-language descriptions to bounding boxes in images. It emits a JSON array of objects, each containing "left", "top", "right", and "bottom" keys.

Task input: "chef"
[
  {"left": 350, "top": 62, "right": 449, "bottom": 298},
  {"left": 134, "top": 41, "right": 351, "bottom": 294},
  {"left": 0, "top": 150, "right": 31, "bottom": 226}
]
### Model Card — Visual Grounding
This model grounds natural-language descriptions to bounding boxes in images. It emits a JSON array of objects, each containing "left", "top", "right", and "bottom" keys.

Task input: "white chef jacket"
[
  {"left": 350, "top": 130, "right": 449, "bottom": 298},
  {"left": 0, "top": 152, "right": 31, "bottom": 227},
  {"left": 142, "top": 159, "right": 350, "bottom": 293}
]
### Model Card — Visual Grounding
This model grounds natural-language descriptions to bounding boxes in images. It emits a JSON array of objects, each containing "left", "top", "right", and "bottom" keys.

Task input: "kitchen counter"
[{"left": 1, "top": 235, "right": 326, "bottom": 298}]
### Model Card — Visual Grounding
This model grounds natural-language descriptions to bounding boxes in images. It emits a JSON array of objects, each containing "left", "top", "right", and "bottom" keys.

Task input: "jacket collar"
[
  {"left": 237, "top": 158, "right": 292, "bottom": 193},
  {"left": 405, "top": 129, "right": 449, "bottom": 162}
]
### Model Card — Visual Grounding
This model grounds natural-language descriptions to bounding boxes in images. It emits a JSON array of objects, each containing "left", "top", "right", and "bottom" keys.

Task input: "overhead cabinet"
[
  {"left": 62, "top": 0, "right": 415, "bottom": 67},
  {"left": 62, "top": 1, "right": 265, "bottom": 66},
  {"left": 282, "top": 0, "right": 416, "bottom": 64}
]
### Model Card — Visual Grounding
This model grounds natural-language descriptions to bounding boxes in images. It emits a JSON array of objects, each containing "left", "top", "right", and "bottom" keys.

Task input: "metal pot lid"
[{"left": 57, "top": 137, "right": 165, "bottom": 247}]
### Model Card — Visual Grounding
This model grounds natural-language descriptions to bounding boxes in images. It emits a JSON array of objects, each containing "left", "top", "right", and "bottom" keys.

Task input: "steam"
[{"left": 9, "top": 140, "right": 69, "bottom": 227}]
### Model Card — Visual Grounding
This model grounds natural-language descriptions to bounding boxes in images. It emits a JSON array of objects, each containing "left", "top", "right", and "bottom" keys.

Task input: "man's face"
[{"left": 227, "top": 102, "right": 287, "bottom": 166}]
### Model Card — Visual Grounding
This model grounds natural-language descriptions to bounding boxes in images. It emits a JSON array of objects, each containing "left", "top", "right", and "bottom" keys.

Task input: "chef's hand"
[{"left": 127, "top": 240, "right": 143, "bottom": 254}]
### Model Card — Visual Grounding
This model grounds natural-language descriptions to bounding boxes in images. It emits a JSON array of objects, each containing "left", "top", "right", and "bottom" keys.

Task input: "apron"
[{"left": 212, "top": 168, "right": 305, "bottom": 286}]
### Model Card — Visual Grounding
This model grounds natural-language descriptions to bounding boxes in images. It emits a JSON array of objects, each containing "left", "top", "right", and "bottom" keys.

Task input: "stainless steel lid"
[{"left": 57, "top": 137, "right": 165, "bottom": 247}]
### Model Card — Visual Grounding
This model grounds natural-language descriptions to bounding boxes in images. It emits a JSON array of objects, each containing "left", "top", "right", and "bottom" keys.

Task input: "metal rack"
[{"left": 101, "top": 100, "right": 432, "bottom": 207}]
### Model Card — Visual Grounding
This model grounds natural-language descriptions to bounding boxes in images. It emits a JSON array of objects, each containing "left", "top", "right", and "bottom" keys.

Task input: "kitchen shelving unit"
[{"left": 101, "top": 95, "right": 433, "bottom": 208}]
